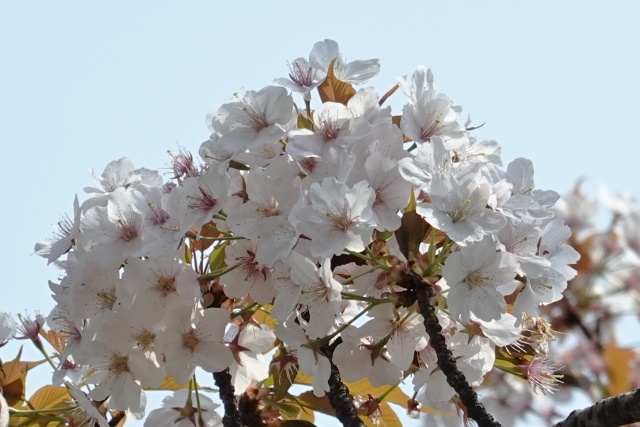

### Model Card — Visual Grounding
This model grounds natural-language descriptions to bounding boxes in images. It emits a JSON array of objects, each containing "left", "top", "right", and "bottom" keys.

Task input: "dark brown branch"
[
  {"left": 553, "top": 388, "right": 640, "bottom": 427},
  {"left": 411, "top": 273, "right": 501, "bottom": 427},
  {"left": 213, "top": 369, "right": 242, "bottom": 427},
  {"left": 321, "top": 339, "right": 366, "bottom": 427}
]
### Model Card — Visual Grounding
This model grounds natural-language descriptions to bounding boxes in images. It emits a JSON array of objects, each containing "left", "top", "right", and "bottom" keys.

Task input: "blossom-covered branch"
[{"left": 0, "top": 38, "right": 594, "bottom": 427}]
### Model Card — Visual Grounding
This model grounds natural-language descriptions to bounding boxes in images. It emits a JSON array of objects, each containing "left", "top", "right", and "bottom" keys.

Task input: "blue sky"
[{"left": 1, "top": 1, "right": 638, "bottom": 424}]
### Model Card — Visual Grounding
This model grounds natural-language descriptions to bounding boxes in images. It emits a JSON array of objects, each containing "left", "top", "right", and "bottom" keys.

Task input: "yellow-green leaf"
[
  {"left": 27, "top": 386, "right": 72, "bottom": 410},
  {"left": 253, "top": 305, "right": 277, "bottom": 330},
  {"left": 295, "top": 391, "right": 335, "bottom": 418},
  {"left": 39, "top": 329, "right": 66, "bottom": 356},
  {"left": 208, "top": 241, "right": 228, "bottom": 272},
  {"left": 297, "top": 114, "right": 314, "bottom": 131},
  {"left": 150, "top": 376, "right": 190, "bottom": 391}
]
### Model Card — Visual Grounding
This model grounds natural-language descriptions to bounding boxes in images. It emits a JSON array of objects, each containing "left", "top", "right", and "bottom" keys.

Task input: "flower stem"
[
  {"left": 230, "top": 302, "right": 260, "bottom": 319},
  {"left": 199, "top": 263, "right": 241, "bottom": 282},
  {"left": 9, "top": 407, "right": 74, "bottom": 416},
  {"left": 375, "top": 382, "right": 399, "bottom": 404},
  {"left": 192, "top": 375, "right": 206, "bottom": 427}
]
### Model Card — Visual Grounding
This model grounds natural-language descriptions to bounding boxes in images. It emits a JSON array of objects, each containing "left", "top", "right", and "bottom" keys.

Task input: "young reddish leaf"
[
  {"left": 0, "top": 349, "right": 45, "bottom": 388},
  {"left": 191, "top": 223, "right": 223, "bottom": 252},
  {"left": 3, "top": 376, "right": 25, "bottom": 407},
  {"left": 395, "top": 210, "right": 430, "bottom": 261},
  {"left": 317, "top": 59, "right": 356, "bottom": 105}
]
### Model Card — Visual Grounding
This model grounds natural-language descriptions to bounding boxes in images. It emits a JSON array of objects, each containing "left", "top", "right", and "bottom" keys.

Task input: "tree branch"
[
  {"left": 321, "top": 339, "right": 366, "bottom": 427},
  {"left": 553, "top": 388, "right": 640, "bottom": 427},
  {"left": 213, "top": 369, "right": 242, "bottom": 427},
  {"left": 410, "top": 273, "right": 502, "bottom": 427}
]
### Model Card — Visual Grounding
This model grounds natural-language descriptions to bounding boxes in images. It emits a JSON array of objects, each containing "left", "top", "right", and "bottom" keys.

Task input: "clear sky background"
[{"left": 1, "top": 2, "right": 639, "bottom": 425}]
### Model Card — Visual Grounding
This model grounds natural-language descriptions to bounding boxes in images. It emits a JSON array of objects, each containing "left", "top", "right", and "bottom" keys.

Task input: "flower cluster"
[{"left": 22, "top": 39, "right": 580, "bottom": 426}]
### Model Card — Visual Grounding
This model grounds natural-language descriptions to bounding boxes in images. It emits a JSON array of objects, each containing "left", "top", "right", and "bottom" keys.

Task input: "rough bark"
[
  {"left": 321, "top": 339, "right": 366, "bottom": 427},
  {"left": 411, "top": 273, "right": 502, "bottom": 427},
  {"left": 553, "top": 388, "right": 640, "bottom": 427},
  {"left": 213, "top": 369, "right": 242, "bottom": 427}
]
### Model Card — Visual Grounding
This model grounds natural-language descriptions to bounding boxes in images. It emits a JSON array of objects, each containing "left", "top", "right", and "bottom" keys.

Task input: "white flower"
[
  {"left": 358, "top": 305, "right": 427, "bottom": 371},
  {"left": 296, "top": 257, "right": 343, "bottom": 340},
  {"left": 398, "top": 67, "right": 467, "bottom": 149},
  {"left": 286, "top": 101, "right": 370, "bottom": 158},
  {"left": 539, "top": 219, "right": 580, "bottom": 281},
  {"left": 80, "top": 187, "right": 149, "bottom": 265},
  {"left": 397, "top": 136, "right": 453, "bottom": 193},
  {"left": 274, "top": 57, "right": 325, "bottom": 101},
  {"left": 222, "top": 239, "right": 275, "bottom": 304},
  {"left": 361, "top": 151, "right": 412, "bottom": 231},
  {"left": 333, "top": 326, "right": 403, "bottom": 387},
  {"left": 442, "top": 237, "right": 518, "bottom": 323},
  {"left": 270, "top": 254, "right": 304, "bottom": 322},
  {"left": 293, "top": 177, "right": 376, "bottom": 258},
  {"left": 68, "top": 259, "right": 122, "bottom": 322},
  {"left": 415, "top": 332, "right": 494, "bottom": 403},
  {"left": 75, "top": 337, "right": 158, "bottom": 415},
  {"left": 144, "top": 389, "right": 222, "bottom": 427},
  {"left": 52, "top": 355, "right": 87, "bottom": 386},
  {"left": 0, "top": 391, "right": 8, "bottom": 427},
  {"left": 84, "top": 157, "right": 162, "bottom": 196},
  {"left": 67, "top": 382, "right": 110, "bottom": 427},
  {"left": 0, "top": 312, "right": 16, "bottom": 344},
  {"left": 225, "top": 323, "right": 275, "bottom": 393},
  {"left": 158, "top": 307, "right": 232, "bottom": 384},
  {"left": 418, "top": 172, "right": 506, "bottom": 246},
  {"left": 505, "top": 158, "right": 559, "bottom": 220},
  {"left": 34, "top": 195, "right": 82, "bottom": 264},
  {"left": 207, "top": 86, "right": 294, "bottom": 157},
  {"left": 309, "top": 39, "right": 380, "bottom": 85},
  {"left": 275, "top": 320, "right": 331, "bottom": 397},
  {"left": 171, "top": 166, "right": 230, "bottom": 236},
  {"left": 121, "top": 254, "right": 202, "bottom": 325},
  {"left": 224, "top": 155, "right": 300, "bottom": 266}
]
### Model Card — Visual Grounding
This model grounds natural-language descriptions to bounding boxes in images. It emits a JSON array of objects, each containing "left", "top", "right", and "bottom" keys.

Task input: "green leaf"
[
  {"left": 297, "top": 114, "right": 314, "bottom": 131},
  {"left": 262, "top": 397, "right": 301, "bottom": 419},
  {"left": 208, "top": 241, "right": 228, "bottom": 271}
]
